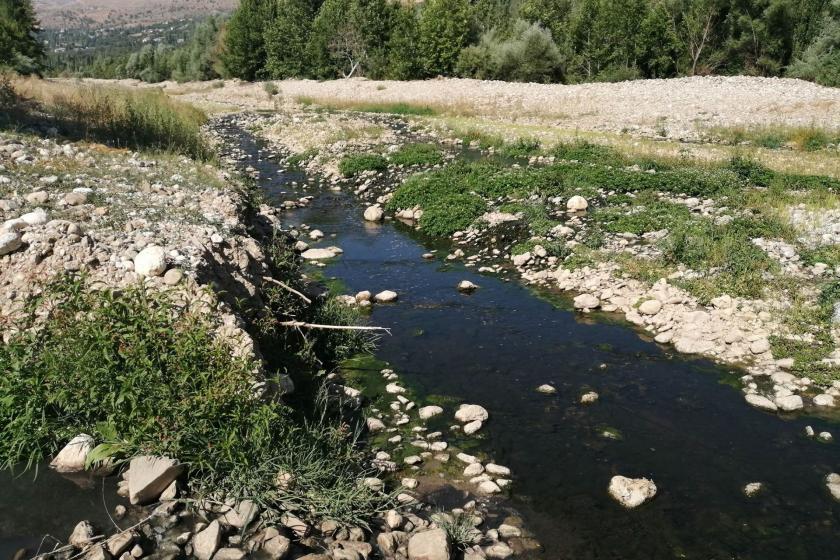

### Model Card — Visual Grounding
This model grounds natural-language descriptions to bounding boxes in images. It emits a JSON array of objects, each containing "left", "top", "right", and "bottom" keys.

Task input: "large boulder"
[
  {"left": 775, "top": 394, "right": 804, "bottom": 412},
  {"left": 127, "top": 455, "right": 185, "bottom": 505},
  {"left": 407, "top": 528, "right": 450, "bottom": 560},
  {"left": 374, "top": 290, "right": 398, "bottom": 303},
  {"left": 827, "top": 473, "right": 840, "bottom": 501},
  {"left": 608, "top": 475, "right": 657, "bottom": 508},
  {"left": 301, "top": 247, "right": 341, "bottom": 260},
  {"left": 51, "top": 433, "right": 95, "bottom": 473},
  {"left": 745, "top": 393, "right": 778, "bottom": 411},
  {"left": 134, "top": 245, "right": 167, "bottom": 277},
  {"left": 418, "top": 405, "right": 443, "bottom": 420}
]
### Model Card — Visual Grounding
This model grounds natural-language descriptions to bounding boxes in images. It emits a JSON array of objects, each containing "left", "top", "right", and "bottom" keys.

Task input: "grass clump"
[
  {"left": 390, "top": 143, "right": 443, "bottom": 167},
  {"left": 0, "top": 276, "right": 390, "bottom": 525},
  {"left": 594, "top": 195, "right": 692, "bottom": 235},
  {"left": 4, "top": 76, "right": 212, "bottom": 160},
  {"left": 339, "top": 153, "right": 388, "bottom": 177},
  {"left": 709, "top": 124, "right": 839, "bottom": 152},
  {"left": 296, "top": 97, "right": 437, "bottom": 116}
]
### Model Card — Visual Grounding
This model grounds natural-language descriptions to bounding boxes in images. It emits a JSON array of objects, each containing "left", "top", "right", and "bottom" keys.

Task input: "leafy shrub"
[
  {"left": 263, "top": 81, "right": 280, "bottom": 97},
  {"left": 457, "top": 20, "right": 563, "bottom": 83},
  {"left": 390, "top": 143, "right": 443, "bottom": 167},
  {"left": 728, "top": 156, "right": 775, "bottom": 187},
  {"left": 595, "top": 197, "right": 692, "bottom": 235},
  {"left": 0, "top": 277, "right": 390, "bottom": 525},
  {"left": 420, "top": 194, "right": 487, "bottom": 236},
  {"left": 339, "top": 153, "right": 388, "bottom": 177},
  {"left": 500, "top": 137, "right": 541, "bottom": 158}
]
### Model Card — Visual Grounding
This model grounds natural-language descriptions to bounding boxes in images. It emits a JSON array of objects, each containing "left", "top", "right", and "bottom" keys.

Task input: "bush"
[
  {"left": 456, "top": 20, "right": 563, "bottom": 83},
  {"left": 0, "top": 277, "right": 390, "bottom": 525},
  {"left": 339, "top": 153, "right": 388, "bottom": 177}
]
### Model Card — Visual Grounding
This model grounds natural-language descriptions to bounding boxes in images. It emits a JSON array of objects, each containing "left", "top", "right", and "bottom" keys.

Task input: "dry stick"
[
  {"left": 31, "top": 513, "right": 156, "bottom": 560},
  {"left": 262, "top": 276, "right": 311, "bottom": 304},
  {"left": 279, "top": 320, "right": 391, "bottom": 334}
]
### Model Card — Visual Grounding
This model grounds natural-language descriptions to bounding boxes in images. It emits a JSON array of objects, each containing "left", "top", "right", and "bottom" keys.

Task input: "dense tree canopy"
[
  {"left": 41, "top": 0, "right": 840, "bottom": 87},
  {"left": 0, "top": 0, "right": 45, "bottom": 74}
]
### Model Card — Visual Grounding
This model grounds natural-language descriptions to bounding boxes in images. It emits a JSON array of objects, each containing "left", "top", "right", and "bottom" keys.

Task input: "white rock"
[
  {"left": 477, "top": 480, "right": 502, "bottom": 495},
  {"left": 813, "top": 394, "right": 836, "bottom": 407},
  {"left": 366, "top": 418, "right": 386, "bottom": 432},
  {"left": 511, "top": 252, "right": 531, "bottom": 267},
  {"left": 464, "top": 463, "right": 485, "bottom": 477},
  {"left": 457, "top": 280, "right": 479, "bottom": 292},
  {"left": 134, "top": 245, "right": 167, "bottom": 277},
  {"left": 408, "top": 528, "right": 450, "bottom": 560},
  {"left": 745, "top": 393, "right": 777, "bottom": 411},
  {"left": 193, "top": 520, "right": 222, "bottom": 560},
  {"left": 485, "top": 464, "right": 510, "bottom": 476},
  {"left": 775, "top": 394, "right": 804, "bottom": 411},
  {"left": 418, "top": 405, "right": 443, "bottom": 420},
  {"left": 638, "top": 299, "right": 662, "bottom": 316},
  {"left": 536, "top": 384, "right": 557, "bottom": 394},
  {"left": 573, "top": 294, "right": 600, "bottom": 310},
  {"left": 580, "top": 391, "right": 599, "bottom": 404},
  {"left": 457, "top": 452, "right": 479, "bottom": 464},
  {"left": 484, "top": 541, "right": 514, "bottom": 559},
  {"left": 308, "top": 229, "right": 324, "bottom": 240},
  {"left": 50, "top": 434, "right": 95, "bottom": 473},
  {"left": 567, "top": 195, "right": 589, "bottom": 212},
  {"left": 127, "top": 455, "right": 185, "bottom": 505},
  {"left": 455, "top": 404, "right": 489, "bottom": 423},
  {"left": 21, "top": 209, "right": 48, "bottom": 226},
  {"left": 375, "top": 290, "right": 398, "bottom": 303},
  {"left": 364, "top": 205, "right": 385, "bottom": 222},
  {"left": 0, "top": 231, "right": 23, "bottom": 256},
  {"left": 827, "top": 473, "right": 840, "bottom": 501},
  {"left": 608, "top": 475, "right": 657, "bottom": 508},
  {"left": 463, "top": 420, "right": 483, "bottom": 435},
  {"left": 750, "top": 338, "right": 771, "bottom": 354},
  {"left": 301, "top": 247, "right": 340, "bottom": 260},
  {"left": 744, "top": 482, "right": 763, "bottom": 497},
  {"left": 386, "top": 383, "right": 406, "bottom": 394}
]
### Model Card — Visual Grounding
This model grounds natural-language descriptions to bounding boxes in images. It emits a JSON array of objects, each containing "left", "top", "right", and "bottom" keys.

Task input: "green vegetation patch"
[
  {"left": 0, "top": 276, "right": 390, "bottom": 525},
  {"left": 390, "top": 143, "right": 443, "bottom": 167},
  {"left": 339, "top": 153, "right": 388, "bottom": 177}
]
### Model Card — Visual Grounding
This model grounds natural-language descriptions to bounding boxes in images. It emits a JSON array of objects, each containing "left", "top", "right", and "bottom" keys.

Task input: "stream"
[
  {"left": 231, "top": 123, "right": 840, "bottom": 559},
  {"left": 2, "top": 121, "right": 839, "bottom": 560}
]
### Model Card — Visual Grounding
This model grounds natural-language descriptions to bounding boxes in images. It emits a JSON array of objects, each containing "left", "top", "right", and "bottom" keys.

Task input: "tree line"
[
  {"left": 2, "top": 0, "right": 839, "bottom": 87},
  {"left": 221, "top": 0, "right": 840, "bottom": 86}
]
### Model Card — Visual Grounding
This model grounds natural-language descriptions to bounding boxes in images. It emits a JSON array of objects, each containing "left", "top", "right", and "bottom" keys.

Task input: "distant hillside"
[{"left": 35, "top": 0, "right": 238, "bottom": 29}]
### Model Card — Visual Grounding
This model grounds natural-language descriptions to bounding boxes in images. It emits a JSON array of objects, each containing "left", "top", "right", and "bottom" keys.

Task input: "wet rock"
[
  {"left": 813, "top": 394, "right": 836, "bottom": 407},
  {"left": 455, "top": 404, "right": 489, "bottom": 423},
  {"left": 818, "top": 431, "right": 833, "bottom": 442},
  {"left": 457, "top": 280, "right": 479, "bottom": 292},
  {"left": 51, "top": 433, "right": 95, "bottom": 473},
  {"left": 827, "top": 473, "right": 840, "bottom": 501},
  {"left": 536, "top": 384, "right": 556, "bottom": 394},
  {"left": 580, "top": 391, "right": 599, "bottom": 404},
  {"left": 364, "top": 206, "right": 384, "bottom": 222},
  {"left": 309, "top": 229, "right": 324, "bottom": 240},
  {"left": 193, "top": 520, "right": 222, "bottom": 560},
  {"left": 566, "top": 196, "right": 589, "bottom": 212},
  {"left": 463, "top": 420, "right": 483, "bottom": 435},
  {"left": 497, "top": 524, "right": 521, "bottom": 539},
  {"left": 743, "top": 482, "right": 763, "bottom": 497},
  {"left": 485, "top": 464, "right": 510, "bottom": 476},
  {"left": 407, "top": 528, "right": 450, "bottom": 560},
  {"left": 608, "top": 476, "right": 657, "bottom": 508},
  {"left": 573, "top": 294, "right": 600, "bottom": 310},
  {"left": 374, "top": 290, "right": 398, "bottom": 303},
  {"left": 301, "top": 247, "right": 341, "bottom": 260},
  {"left": 484, "top": 541, "right": 514, "bottom": 559},
  {"left": 70, "top": 521, "right": 96, "bottom": 548},
  {"left": 418, "top": 406, "right": 443, "bottom": 420},
  {"left": 744, "top": 393, "right": 777, "bottom": 411},
  {"left": 133, "top": 246, "right": 167, "bottom": 277},
  {"left": 127, "top": 455, "right": 185, "bottom": 505}
]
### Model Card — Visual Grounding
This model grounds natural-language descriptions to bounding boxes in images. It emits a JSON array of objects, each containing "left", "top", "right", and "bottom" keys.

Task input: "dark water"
[
  {"left": 0, "top": 468, "right": 122, "bottom": 559},
  {"left": 224, "top": 123, "right": 840, "bottom": 560}
]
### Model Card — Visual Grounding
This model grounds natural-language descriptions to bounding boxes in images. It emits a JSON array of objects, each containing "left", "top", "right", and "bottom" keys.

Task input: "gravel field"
[{"left": 139, "top": 75, "right": 840, "bottom": 140}]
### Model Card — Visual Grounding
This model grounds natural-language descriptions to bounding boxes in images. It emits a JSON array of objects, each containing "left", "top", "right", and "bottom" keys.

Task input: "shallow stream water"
[
  {"left": 232, "top": 124, "right": 840, "bottom": 560},
  {"left": 3, "top": 123, "right": 839, "bottom": 560}
]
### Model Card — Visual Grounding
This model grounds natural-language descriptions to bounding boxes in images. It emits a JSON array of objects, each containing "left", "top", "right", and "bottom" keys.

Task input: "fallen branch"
[
  {"left": 279, "top": 320, "right": 391, "bottom": 334},
  {"left": 262, "top": 276, "right": 311, "bottom": 304}
]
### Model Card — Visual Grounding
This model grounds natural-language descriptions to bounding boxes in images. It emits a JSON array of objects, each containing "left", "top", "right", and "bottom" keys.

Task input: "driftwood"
[
  {"left": 279, "top": 320, "right": 391, "bottom": 334},
  {"left": 262, "top": 276, "right": 312, "bottom": 304}
]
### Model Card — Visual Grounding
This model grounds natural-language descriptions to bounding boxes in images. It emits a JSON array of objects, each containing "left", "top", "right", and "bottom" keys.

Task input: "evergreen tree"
[
  {"left": 385, "top": 4, "right": 422, "bottom": 79},
  {"left": 223, "top": 0, "right": 277, "bottom": 80},
  {"left": 265, "top": 0, "right": 319, "bottom": 78},
  {"left": 0, "top": 0, "right": 45, "bottom": 74},
  {"left": 418, "top": 0, "right": 472, "bottom": 76}
]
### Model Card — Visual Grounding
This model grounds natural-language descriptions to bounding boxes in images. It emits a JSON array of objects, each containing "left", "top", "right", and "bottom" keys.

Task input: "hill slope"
[{"left": 35, "top": 0, "right": 237, "bottom": 29}]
